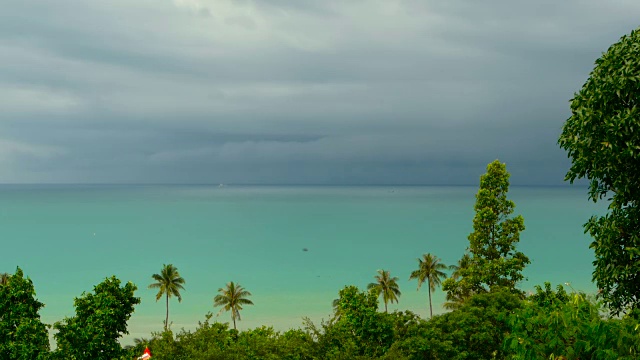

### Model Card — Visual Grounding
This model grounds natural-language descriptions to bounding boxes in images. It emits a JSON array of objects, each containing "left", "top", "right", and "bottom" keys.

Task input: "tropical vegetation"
[{"left": 2, "top": 26, "right": 640, "bottom": 359}]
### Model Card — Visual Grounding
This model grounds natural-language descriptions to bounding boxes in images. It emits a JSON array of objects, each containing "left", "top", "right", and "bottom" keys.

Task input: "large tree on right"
[{"left": 559, "top": 27, "right": 640, "bottom": 315}]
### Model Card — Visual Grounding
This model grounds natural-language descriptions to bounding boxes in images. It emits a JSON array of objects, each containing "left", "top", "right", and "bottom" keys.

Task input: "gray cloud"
[{"left": 1, "top": 0, "right": 637, "bottom": 184}]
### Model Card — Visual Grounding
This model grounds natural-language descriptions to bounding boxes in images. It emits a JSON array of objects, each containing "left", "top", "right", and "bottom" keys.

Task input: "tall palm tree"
[
  {"left": 367, "top": 269, "right": 401, "bottom": 312},
  {"left": 409, "top": 253, "right": 448, "bottom": 318},
  {"left": 214, "top": 281, "right": 254, "bottom": 330},
  {"left": 149, "top": 264, "right": 186, "bottom": 330}
]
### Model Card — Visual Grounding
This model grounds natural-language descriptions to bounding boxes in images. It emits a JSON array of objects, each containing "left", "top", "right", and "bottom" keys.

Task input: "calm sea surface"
[{"left": 0, "top": 185, "right": 607, "bottom": 344}]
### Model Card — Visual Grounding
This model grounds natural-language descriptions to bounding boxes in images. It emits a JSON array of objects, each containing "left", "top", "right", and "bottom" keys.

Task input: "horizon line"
[{"left": 0, "top": 182, "right": 584, "bottom": 187}]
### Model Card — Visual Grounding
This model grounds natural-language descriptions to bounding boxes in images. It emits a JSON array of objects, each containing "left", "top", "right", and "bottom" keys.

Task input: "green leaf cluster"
[{"left": 507, "top": 283, "right": 640, "bottom": 359}]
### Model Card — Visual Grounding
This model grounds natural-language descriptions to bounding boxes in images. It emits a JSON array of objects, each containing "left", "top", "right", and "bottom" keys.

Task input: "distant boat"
[{"left": 219, "top": 183, "right": 224, "bottom": 188}]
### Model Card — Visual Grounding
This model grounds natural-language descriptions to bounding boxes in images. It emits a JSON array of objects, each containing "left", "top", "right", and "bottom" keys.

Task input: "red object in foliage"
[{"left": 138, "top": 347, "right": 152, "bottom": 359}]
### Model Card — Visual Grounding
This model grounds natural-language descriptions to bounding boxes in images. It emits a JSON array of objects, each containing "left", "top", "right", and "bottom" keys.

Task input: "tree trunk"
[
  {"left": 233, "top": 314, "right": 237, "bottom": 330},
  {"left": 428, "top": 280, "right": 433, "bottom": 319},
  {"left": 165, "top": 293, "right": 169, "bottom": 330},
  {"left": 384, "top": 301, "right": 388, "bottom": 313}
]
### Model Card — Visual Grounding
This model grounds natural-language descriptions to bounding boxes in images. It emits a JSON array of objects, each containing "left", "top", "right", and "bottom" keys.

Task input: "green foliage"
[
  {"left": 528, "top": 282, "right": 570, "bottom": 308},
  {"left": 559, "top": 26, "right": 640, "bottom": 203},
  {"left": 409, "top": 253, "right": 448, "bottom": 318},
  {"left": 506, "top": 283, "right": 640, "bottom": 359},
  {"left": 0, "top": 268, "right": 50, "bottom": 360},
  {"left": 213, "top": 281, "right": 254, "bottom": 330},
  {"left": 367, "top": 269, "right": 401, "bottom": 313},
  {"left": 585, "top": 206, "right": 640, "bottom": 315},
  {"left": 558, "top": 26, "right": 640, "bottom": 315},
  {"left": 390, "top": 290, "right": 522, "bottom": 360},
  {"left": 53, "top": 276, "right": 140, "bottom": 360},
  {"left": 149, "top": 264, "right": 186, "bottom": 330},
  {"left": 434, "top": 290, "right": 522, "bottom": 360},
  {"left": 313, "top": 285, "right": 395, "bottom": 359},
  {"left": 444, "top": 160, "right": 529, "bottom": 303},
  {"left": 137, "top": 314, "right": 315, "bottom": 360}
]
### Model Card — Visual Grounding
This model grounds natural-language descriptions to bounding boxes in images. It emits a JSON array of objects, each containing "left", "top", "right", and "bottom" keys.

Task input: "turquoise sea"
[{"left": 0, "top": 185, "right": 607, "bottom": 345}]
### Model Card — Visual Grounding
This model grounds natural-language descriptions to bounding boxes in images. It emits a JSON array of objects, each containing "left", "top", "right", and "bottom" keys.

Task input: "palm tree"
[
  {"left": 331, "top": 298, "right": 340, "bottom": 315},
  {"left": 449, "top": 252, "right": 471, "bottom": 280},
  {"left": 367, "top": 269, "right": 401, "bottom": 312},
  {"left": 444, "top": 253, "right": 474, "bottom": 310},
  {"left": 213, "top": 281, "right": 254, "bottom": 330},
  {"left": 409, "top": 253, "right": 448, "bottom": 318},
  {"left": 149, "top": 264, "right": 186, "bottom": 330},
  {"left": 124, "top": 337, "right": 150, "bottom": 352},
  {"left": 0, "top": 273, "right": 9, "bottom": 286}
]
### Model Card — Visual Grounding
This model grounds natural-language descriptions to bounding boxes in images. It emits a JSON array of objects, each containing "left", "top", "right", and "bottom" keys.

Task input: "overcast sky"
[{"left": 1, "top": 0, "right": 638, "bottom": 185}]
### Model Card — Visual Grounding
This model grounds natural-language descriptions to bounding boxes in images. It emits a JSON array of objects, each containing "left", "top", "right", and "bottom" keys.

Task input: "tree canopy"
[
  {"left": 558, "top": 26, "right": 640, "bottom": 315},
  {"left": 0, "top": 268, "right": 50, "bottom": 360},
  {"left": 53, "top": 276, "right": 140, "bottom": 360}
]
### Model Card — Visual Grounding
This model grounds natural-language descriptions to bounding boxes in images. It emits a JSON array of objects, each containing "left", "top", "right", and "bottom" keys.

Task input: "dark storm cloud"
[{"left": 1, "top": 0, "right": 638, "bottom": 184}]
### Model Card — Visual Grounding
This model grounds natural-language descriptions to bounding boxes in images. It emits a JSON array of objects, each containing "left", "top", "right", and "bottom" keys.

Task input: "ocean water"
[{"left": 0, "top": 185, "right": 607, "bottom": 344}]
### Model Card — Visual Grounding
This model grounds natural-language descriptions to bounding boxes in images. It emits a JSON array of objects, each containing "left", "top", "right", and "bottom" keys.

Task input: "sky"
[{"left": 1, "top": 0, "right": 639, "bottom": 185}]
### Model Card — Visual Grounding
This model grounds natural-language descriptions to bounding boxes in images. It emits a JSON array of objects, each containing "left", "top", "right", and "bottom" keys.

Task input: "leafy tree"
[
  {"left": 313, "top": 285, "right": 395, "bottom": 359},
  {"left": 367, "top": 269, "right": 401, "bottom": 313},
  {"left": 53, "top": 276, "right": 140, "bottom": 360},
  {"left": 214, "top": 282, "right": 254, "bottom": 331},
  {"left": 0, "top": 268, "right": 50, "bottom": 360},
  {"left": 558, "top": 27, "right": 640, "bottom": 315},
  {"left": 443, "top": 160, "right": 529, "bottom": 302},
  {"left": 149, "top": 264, "right": 186, "bottom": 330},
  {"left": 409, "top": 253, "right": 448, "bottom": 318}
]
